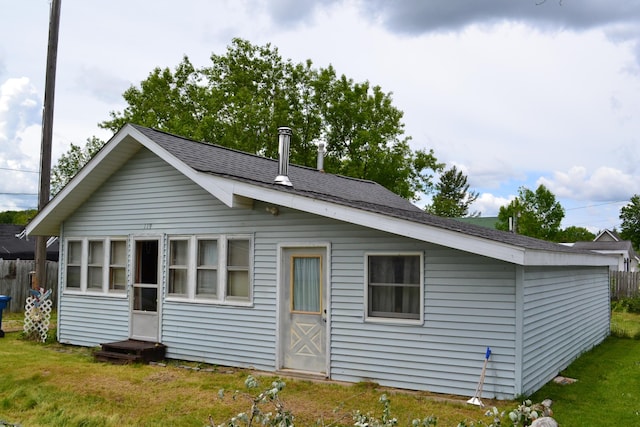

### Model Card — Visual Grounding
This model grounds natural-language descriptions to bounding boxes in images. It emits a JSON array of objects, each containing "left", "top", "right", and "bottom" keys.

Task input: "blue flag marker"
[{"left": 485, "top": 347, "right": 492, "bottom": 360}]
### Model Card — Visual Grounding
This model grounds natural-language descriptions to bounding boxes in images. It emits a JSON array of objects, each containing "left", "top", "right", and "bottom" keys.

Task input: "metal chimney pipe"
[
  {"left": 275, "top": 127, "right": 293, "bottom": 186},
  {"left": 317, "top": 142, "right": 325, "bottom": 172}
]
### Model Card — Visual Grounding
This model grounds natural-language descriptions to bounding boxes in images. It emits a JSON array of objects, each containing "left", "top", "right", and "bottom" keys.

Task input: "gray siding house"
[{"left": 26, "top": 124, "right": 615, "bottom": 400}]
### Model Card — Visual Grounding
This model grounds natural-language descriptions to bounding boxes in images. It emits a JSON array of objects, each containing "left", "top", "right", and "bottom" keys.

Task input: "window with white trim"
[
  {"left": 167, "top": 235, "right": 252, "bottom": 304},
  {"left": 366, "top": 253, "right": 423, "bottom": 321},
  {"left": 64, "top": 238, "right": 128, "bottom": 294}
]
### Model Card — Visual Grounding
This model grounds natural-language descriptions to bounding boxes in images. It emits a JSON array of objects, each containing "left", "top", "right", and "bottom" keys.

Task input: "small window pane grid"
[
  {"left": 62, "top": 235, "right": 252, "bottom": 304},
  {"left": 64, "top": 238, "right": 127, "bottom": 293},
  {"left": 167, "top": 236, "right": 252, "bottom": 304},
  {"left": 366, "top": 254, "right": 423, "bottom": 321}
]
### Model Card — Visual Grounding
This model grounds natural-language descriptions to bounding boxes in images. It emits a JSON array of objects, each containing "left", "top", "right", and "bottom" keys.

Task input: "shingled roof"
[
  {"left": 0, "top": 224, "right": 59, "bottom": 261},
  {"left": 132, "top": 125, "right": 587, "bottom": 255}
]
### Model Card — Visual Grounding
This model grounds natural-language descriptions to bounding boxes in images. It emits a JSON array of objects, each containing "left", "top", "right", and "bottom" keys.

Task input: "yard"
[{"left": 0, "top": 310, "right": 639, "bottom": 426}]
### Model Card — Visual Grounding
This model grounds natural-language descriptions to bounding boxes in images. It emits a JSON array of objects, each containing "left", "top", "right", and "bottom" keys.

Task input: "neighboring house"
[
  {"left": 572, "top": 230, "right": 639, "bottom": 272},
  {"left": 0, "top": 224, "right": 59, "bottom": 312},
  {"left": 0, "top": 224, "right": 59, "bottom": 261},
  {"left": 26, "top": 124, "right": 616, "bottom": 400}
]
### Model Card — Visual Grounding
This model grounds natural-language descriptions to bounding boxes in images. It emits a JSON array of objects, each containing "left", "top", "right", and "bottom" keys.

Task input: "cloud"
[
  {"left": 471, "top": 192, "right": 514, "bottom": 217},
  {"left": 74, "top": 66, "right": 131, "bottom": 104},
  {"left": 0, "top": 77, "right": 42, "bottom": 161},
  {"left": 359, "top": 1, "right": 640, "bottom": 34},
  {"left": 538, "top": 166, "right": 640, "bottom": 202}
]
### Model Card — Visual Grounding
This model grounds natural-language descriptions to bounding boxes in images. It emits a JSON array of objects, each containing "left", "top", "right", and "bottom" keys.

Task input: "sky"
[{"left": 1, "top": 0, "right": 640, "bottom": 234}]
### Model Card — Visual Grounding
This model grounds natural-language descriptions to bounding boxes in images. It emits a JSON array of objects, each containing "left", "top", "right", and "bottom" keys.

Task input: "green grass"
[{"left": 0, "top": 312, "right": 639, "bottom": 426}]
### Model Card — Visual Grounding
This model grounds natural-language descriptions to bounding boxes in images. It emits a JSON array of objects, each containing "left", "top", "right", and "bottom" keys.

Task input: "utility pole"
[{"left": 34, "top": 0, "right": 62, "bottom": 290}]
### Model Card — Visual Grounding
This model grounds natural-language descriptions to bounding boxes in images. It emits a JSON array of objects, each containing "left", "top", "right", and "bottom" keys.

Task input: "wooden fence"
[
  {"left": 0, "top": 260, "right": 58, "bottom": 313},
  {"left": 610, "top": 271, "right": 640, "bottom": 300}
]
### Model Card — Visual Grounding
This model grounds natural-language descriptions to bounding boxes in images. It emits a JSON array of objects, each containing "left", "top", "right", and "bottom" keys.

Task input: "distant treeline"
[{"left": 0, "top": 210, "right": 37, "bottom": 225}]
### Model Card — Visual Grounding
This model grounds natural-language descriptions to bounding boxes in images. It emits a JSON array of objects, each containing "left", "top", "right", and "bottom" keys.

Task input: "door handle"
[{"left": 322, "top": 309, "right": 327, "bottom": 323}]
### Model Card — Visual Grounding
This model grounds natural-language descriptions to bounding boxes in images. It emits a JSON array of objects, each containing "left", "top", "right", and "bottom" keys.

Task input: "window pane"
[
  {"left": 227, "top": 271, "right": 249, "bottom": 298},
  {"left": 369, "top": 255, "right": 420, "bottom": 285},
  {"left": 169, "top": 269, "right": 188, "bottom": 295},
  {"left": 134, "top": 287, "right": 157, "bottom": 312},
  {"left": 89, "top": 241, "right": 103, "bottom": 264},
  {"left": 369, "top": 285, "right": 420, "bottom": 319},
  {"left": 197, "top": 270, "right": 217, "bottom": 296},
  {"left": 88, "top": 266, "right": 102, "bottom": 289},
  {"left": 292, "top": 257, "right": 321, "bottom": 312},
  {"left": 67, "top": 266, "right": 81, "bottom": 288},
  {"left": 111, "top": 240, "right": 126, "bottom": 265},
  {"left": 228, "top": 239, "right": 249, "bottom": 267},
  {"left": 170, "top": 240, "right": 189, "bottom": 266},
  {"left": 198, "top": 239, "right": 217, "bottom": 266},
  {"left": 110, "top": 267, "right": 126, "bottom": 291},
  {"left": 67, "top": 241, "right": 82, "bottom": 264}
]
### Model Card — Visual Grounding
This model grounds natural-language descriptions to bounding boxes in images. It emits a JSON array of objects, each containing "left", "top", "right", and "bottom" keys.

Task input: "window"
[
  {"left": 166, "top": 235, "right": 252, "bottom": 304},
  {"left": 168, "top": 239, "right": 189, "bottom": 296},
  {"left": 227, "top": 239, "right": 249, "bottom": 299},
  {"left": 66, "top": 240, "right": 82, "bottom": 289},
  {"left": 87, "top": 240, "right": 104, "bottom": 290},
  {"left": 366, "top": 253, "right": 423, "bottom": 321},
  {"left": 197, "top": 239, "right": 218, "bottom": 297},
  {"left": 109, "top": 240, "right": 127, "bottom": 291},
  {"left": 64, "top": 238, "right": 128, "bottom": 294}
]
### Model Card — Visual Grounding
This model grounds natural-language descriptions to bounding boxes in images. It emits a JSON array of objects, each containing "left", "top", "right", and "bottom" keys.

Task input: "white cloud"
[
  {"left": 471, "top": 192, "right": 514, "bottom": 217},
  {"left": 538, "top": 166, "right": 640, "bottom": 202}
]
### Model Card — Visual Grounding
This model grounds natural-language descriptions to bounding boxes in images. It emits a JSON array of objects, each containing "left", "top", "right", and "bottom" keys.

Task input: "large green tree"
[
  {"left": 425, "top": 165, "right": 479, "bottom": 217},
  {"left": 496, "top": 184, "right": 565, "bottom": 241},
  {"left": 92, "top": 38, "right": 442, "bottom": 200},
  {"left": 620, "top": 194, "right": 640, "bottom": 250}
]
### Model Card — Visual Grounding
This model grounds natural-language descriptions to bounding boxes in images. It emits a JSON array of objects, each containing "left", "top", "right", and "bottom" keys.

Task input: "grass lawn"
[{"left": 0, "top": 311, "right": 639, "bottom": 426}]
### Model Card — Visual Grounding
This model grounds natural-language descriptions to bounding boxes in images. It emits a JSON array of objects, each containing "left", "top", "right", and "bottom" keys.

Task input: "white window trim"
[
  {"left": 165, "top": 234, "right": 253, "bottom": 306},
  {"left": 364, "top": 251, "right": 424, "bottom": 325},
  {"left": 63, "top": 237, "right": 128, "bottom": 297}
]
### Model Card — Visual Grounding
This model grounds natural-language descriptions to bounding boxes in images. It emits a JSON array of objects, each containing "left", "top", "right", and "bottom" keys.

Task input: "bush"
[{"left": 612, "top": 297, "right": 640, "bottom": 314}]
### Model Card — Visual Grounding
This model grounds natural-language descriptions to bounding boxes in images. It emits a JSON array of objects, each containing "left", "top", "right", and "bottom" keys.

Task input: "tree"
[
  {"left": 425, "top": 165, "right": 479, "bottom": 217},
  {"left": 0, "top": 209, "right": 38, "bottom": 225},
  {"left": 556, "top": 225, "right": 595, "bottom": 243},
  {"left": 51, "top": 136, "right": 105, "bottom": 195},
  {"left": 496, "top": 184, "right": 565, "bottom": 241},
  {"left": 97, "top": 38, "right": 442, "bottom": 200},
  {"left": 620, "top": 194, "right": 640, "bottom": 250}
]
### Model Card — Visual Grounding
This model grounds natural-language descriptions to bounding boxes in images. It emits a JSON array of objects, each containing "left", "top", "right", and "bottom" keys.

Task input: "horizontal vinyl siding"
[
  {"left": 58, "top": 294, "right": 129, "bottom": 346},
  {"left": 60, "top": 148, "right": 520, "bottom": 398},
  {"left": 331, "top": 247, "right": 518, "bottom": 400},
  {"left": 521, "top": 266, "right": 610, "bottom": 395}
]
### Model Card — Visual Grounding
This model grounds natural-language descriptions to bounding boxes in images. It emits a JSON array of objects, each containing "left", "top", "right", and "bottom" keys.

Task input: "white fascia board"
[
  {"left": 231, "top": 181, "right": 528, "bottom": 264},
  {"left": 523, "top": 249, "right": 618, "bottom": 267}
]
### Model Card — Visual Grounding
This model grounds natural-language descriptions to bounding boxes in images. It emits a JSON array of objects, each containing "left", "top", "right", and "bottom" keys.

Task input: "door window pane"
[{"left": 292, "top": 256, "right": 321, "bottom": 312}]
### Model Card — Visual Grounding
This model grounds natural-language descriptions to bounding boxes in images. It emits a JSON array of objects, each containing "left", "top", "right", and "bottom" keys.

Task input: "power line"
[
  {"left": 565, "top": 201, "right": 627, "bottom": 211},
  {"left": 0, "top": 166, "right": 39, "bottom": 174},
  {"left": 0, "top": 192, "right": 38, "bottom": 196}
]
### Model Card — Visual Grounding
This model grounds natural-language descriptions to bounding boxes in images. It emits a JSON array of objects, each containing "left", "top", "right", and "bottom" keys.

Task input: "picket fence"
[
  {"left": 0, "top": 260, "right": 58, "bottom": 313},
  {"left": 610, "top": 271, "right": 640, "bottom": 300}
]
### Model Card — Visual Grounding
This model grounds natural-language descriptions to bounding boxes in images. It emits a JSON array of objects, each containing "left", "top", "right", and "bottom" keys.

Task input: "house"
[
  {"left": 0, "top": 224, "right": 58, "bottom": 261},
  {"left": 0, "top": 224, "right": 59, "bottom": 312},
  {"left": 572, "top": 229, "right": 639, "bottom": 272},
  {"left": 26, "top": 124, "right": 616, "bottom": 399}
]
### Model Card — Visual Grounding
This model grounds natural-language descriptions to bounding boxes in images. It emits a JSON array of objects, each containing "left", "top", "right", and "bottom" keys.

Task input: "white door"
[
  {"left": 280, "top": 247, "right": 327, "bottom": 374},
  {"left": 130, "top": 239, "right": 161, "bottom": 342}
]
